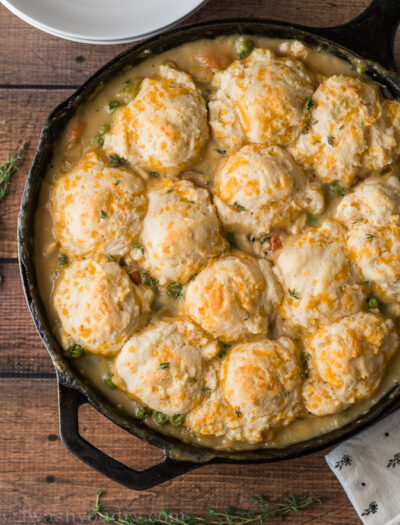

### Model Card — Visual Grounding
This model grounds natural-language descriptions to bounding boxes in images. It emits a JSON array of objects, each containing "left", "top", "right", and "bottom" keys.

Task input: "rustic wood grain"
[
  {"left": 0, "top": 379, "right": 358, "bottom": 525},
  {"left": 0, "top": 262, "right": 54, "bottom": 375},
  {"left": 3, "top": 0, "right": 399, "bottom": 522},
  {"left": 0, "top": 88, "right": 73, "bottom": 259}
]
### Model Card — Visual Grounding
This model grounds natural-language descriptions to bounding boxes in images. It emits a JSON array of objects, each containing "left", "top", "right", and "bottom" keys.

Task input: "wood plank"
[
  {"left": 0, "top": 1, "right": 378, "bottom": 87},
  {"left": 0, "top": 262, "right": 54, "bottom": 374},
  {"left": 0, "top": 378, "right": 359, "bottom": 524},
  {"left": 0, "top": 88, "right": 73, "bottom": 259}
]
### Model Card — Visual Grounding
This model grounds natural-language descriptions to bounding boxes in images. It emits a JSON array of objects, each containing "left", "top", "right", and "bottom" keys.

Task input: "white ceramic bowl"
[{"left": 1, "top": 0, "right": 209, "bottom": 44}]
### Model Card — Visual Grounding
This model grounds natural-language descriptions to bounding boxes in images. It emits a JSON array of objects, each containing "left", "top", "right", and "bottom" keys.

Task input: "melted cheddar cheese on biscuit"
[
  {"left": 140, "top": 178, "right": 227, "bottom": 284},
  {"left": 275, "top": 220, "right": 366, "bottom": 332},
  {"left": 208, "top": 48, "right": 315, "bottom": 152},
  {"left": 52, "top": 151, "right": 146, "bottom": 258},
  {"left": 303, "top": 312, "right": 399, "bottom": 415},
  {"left": 290, "top": 75, "right": 400, "bottom": 187},
  {"left": 336, "top": 176, "right": 400, "bottom": 305},
  {"left": 113, "top": 318, "right": 218, "bottom": 416},
  {"left": 184, "top": 253, "right": 281, "bottom": 342},
  {"left": 186, "top": 337, "right": 302, "bottom": 443},
  {"left": 212, "top": 144, "right": 324, "bottom": 236},
  {"left": 53, "top": 259, "right": 153, "bottom": 355},
  {"left": 104, "top": 64, "right": 209, "bottom": 175}
]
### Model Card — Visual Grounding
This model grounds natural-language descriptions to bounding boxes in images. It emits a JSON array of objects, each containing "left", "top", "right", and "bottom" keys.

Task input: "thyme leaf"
[{"left": 92, "top": 489, "right": 322, "bottom": 524}]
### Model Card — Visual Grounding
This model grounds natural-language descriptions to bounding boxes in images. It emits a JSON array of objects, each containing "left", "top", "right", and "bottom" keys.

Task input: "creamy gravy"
[{"left": 34, "top": 35, "right": 400, "bottom": 451}]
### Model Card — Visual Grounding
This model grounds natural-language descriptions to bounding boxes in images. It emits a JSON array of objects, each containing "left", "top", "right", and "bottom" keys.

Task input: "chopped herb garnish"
[
  {"left": 288, "top": 289, "right": 299, "bottom": 300},
  {"left": 231, "top": 201, "right": 246, "bottom": 212},
  {"left": 363, "top": 280, "right": 372, "bottom": 289},
  {"left": 93, "top": 135, "right": 104, "bottom": 148},
  {"left": 361, "top": 121, "right": 365, "bottom": 129},
  {"left": 104, "top": 373, "right": 116, "bottom": 389},
  {"left": 100, "top": 210, "right": 107, "bottom": 219},
  {"left": 58, "top": 254, "right": 69, "bottom": 265},
  {"left": 107, "top": 100, "right": 120, "bottom": 113},
  {"left": 367, "top": 296, "right": 380, "bottom": 309},
  {"left": 307, "top": 213, "right": 319, "bottom": 226},
  {"left": 227, "top": 232, "right": 237, "bottom": 250},
  {"left": 70, "top": 344, "right": 84, "bottom": 359},
  {"left": 237, "top": 36, "right": 254, "bottom": 58},
  {"left": 312, "top": 120, "right": 319, "bottom": 125},
  {"left": 260, "top": 235, "right": 270, "bottom": 244},
  {"left": 235, "top": 408, "right": 241, "bottom": 418},
  {"left": 305, "top": 97, "right": 314, "bottom": 111},
  {"left": 327, "top": 135, "right": 335, "bottom": 146},
  {"left": 312, "top": 139, "right": 321, "bottom": 144},
  {"left": 366, "top": 233, "right": 375, "bottom": 243},
  {"left": 165, "top": 188, "right": 173, "bottom": 194},
  {"left": 167, "top": 280, "right": 184, "bottom": 301},
  {"left": 154, "top": 412, "right": 168, "bottom": 425},
  {"left": 109, "top": 153, "right": 126, "bottom": 167},
  {"left": 243, "top": 313, "right": 250, "bottom": 321},
  {"left": 216, "top": 149, "right": 226, "bottom": 155},
  {"left": 189, "top": 377, "right": 197, "bottom": 383},
  {"left": 136, "top": 406, "right": 151, "bottom": 419},
  {"left": 201, "top": 387, "right": 211, "bottom": 392},
  {"left": 301, "top": 352, "right": 311, "bottom": 379},
  {"left": 149, "top": 171, "right": 159, "bottom": 177},
  {"left": 98, "top": 124, "right": 111, "bottom": 135},
  {"left": 352, "top": 218, "right": 363, "bottom": 224},
  {"left": 171, "top": 414, "right": 185, "bottom": 426},
  {"left": 329, "top": 182, "right": 347, "bottom": 197},
  {"left": 158, "top": 362, "right": 170, "bottom": 371},
  {"left": 114, "top": 179, "right": 120, "bottom": 186},
  {"left": 247, "top": 233, "right": 255, "bottom": 243},
  {"left": 91, "top": 489, "right": 323, "bottom": 524},
  {"left": 143, "top": 271, "right": 159, "bottom": 293},
  {"left": 105, "top": 254, "right": 115, "bottom": 262},
  {"left": 131, "top": 242, "right": 144, "bottom": 254},
  {"left": 0, "top": 144, "right": 25, "bottom": 202},
  {"left": 338, "top": 124, "right": 344, "bottom": 130}
]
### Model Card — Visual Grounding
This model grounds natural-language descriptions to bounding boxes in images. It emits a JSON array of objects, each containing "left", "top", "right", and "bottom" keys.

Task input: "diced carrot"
[
  {"left": 270, "top": 234, "right": 284, "bottom": 251},
  {"left": 196, "top": 50, "right": 232, "bottom": 72},
  {"left": 68, "top": 123, "right": 86, "bottom": 143},
  {"left": 129, "top": 270, "right": 142, "bottom": 285}
]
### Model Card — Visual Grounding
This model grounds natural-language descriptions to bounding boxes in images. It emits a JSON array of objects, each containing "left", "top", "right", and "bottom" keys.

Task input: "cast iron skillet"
[{"left": 18, "top": 0, "right": 400, "bottom": 490}]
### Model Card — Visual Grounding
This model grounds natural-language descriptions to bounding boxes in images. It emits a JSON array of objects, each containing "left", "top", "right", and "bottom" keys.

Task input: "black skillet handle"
[
  {"left": 57, "top": 382, "right": 199, "bottom": 490},
  {"left": 306, "top": 0, "right": 400, "bottom": 71}
]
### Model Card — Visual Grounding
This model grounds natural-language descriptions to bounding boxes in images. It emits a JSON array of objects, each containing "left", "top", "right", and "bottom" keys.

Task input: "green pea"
[
  {"left": 171, "top": 414, "right": 185, "bottom": 427},
  {"left": 367, "top": 296, "right": 380, "bottom": 309},
  {"left": 70, "top": 344, "right": 83, "bottom": 359},
  {"left": 104, "top": 373, "right": 116, "bottom": 389},
  {"left": 120, "top": 78, "right": 142, "bottom": 99},
  {"left": 98, "top": 124, "right": 111, "bottom": 135},
  {"left": 136, "top": 406, "right": 151, "bottom": 419},
  {"left": 237, "top": 37, "right": 254, "bottom": 58},
  {"left": 154, "top": 412, "right": 168, "bottom": 424}
]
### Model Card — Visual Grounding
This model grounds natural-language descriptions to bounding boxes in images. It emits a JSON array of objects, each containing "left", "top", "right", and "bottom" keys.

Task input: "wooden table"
[{"left": 1, "top": 1, "right": 395, "bottom": 523}]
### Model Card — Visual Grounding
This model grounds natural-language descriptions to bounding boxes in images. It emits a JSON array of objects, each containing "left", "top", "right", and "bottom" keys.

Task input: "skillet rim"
[{"left": 18, "top": 17, "right": 400, "bottom": 464}]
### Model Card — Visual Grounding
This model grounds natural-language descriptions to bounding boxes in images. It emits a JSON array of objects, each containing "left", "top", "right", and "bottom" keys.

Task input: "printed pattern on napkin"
[{"left": 326, "top": 409, "right": 400, "bottom": 525}]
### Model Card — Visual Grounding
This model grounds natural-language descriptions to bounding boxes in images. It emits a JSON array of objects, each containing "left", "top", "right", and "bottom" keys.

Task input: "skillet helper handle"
[
  {"left": 308, "top": 0, "right": 400, "bottom": 71},
  {"left": 57, "top": 382, "right": 199, "bottom": 490}
]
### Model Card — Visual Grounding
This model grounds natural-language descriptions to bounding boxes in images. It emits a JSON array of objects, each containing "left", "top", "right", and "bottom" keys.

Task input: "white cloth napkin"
[{"left": 326, "top": 409, "right": 400, "bottom": 525}]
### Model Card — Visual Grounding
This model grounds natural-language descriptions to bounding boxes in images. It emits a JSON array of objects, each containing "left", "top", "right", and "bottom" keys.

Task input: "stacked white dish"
[{"left": 1, "top": 0, "right": 209, "bottom": 44}]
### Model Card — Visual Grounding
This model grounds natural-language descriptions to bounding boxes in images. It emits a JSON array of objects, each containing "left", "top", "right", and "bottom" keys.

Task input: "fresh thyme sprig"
[
  {"left": 0, "top": 144, "right": 25, "bottom": 201},
  {"left": 91, "top": 489, "right": 322, "bottom": 524}
]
